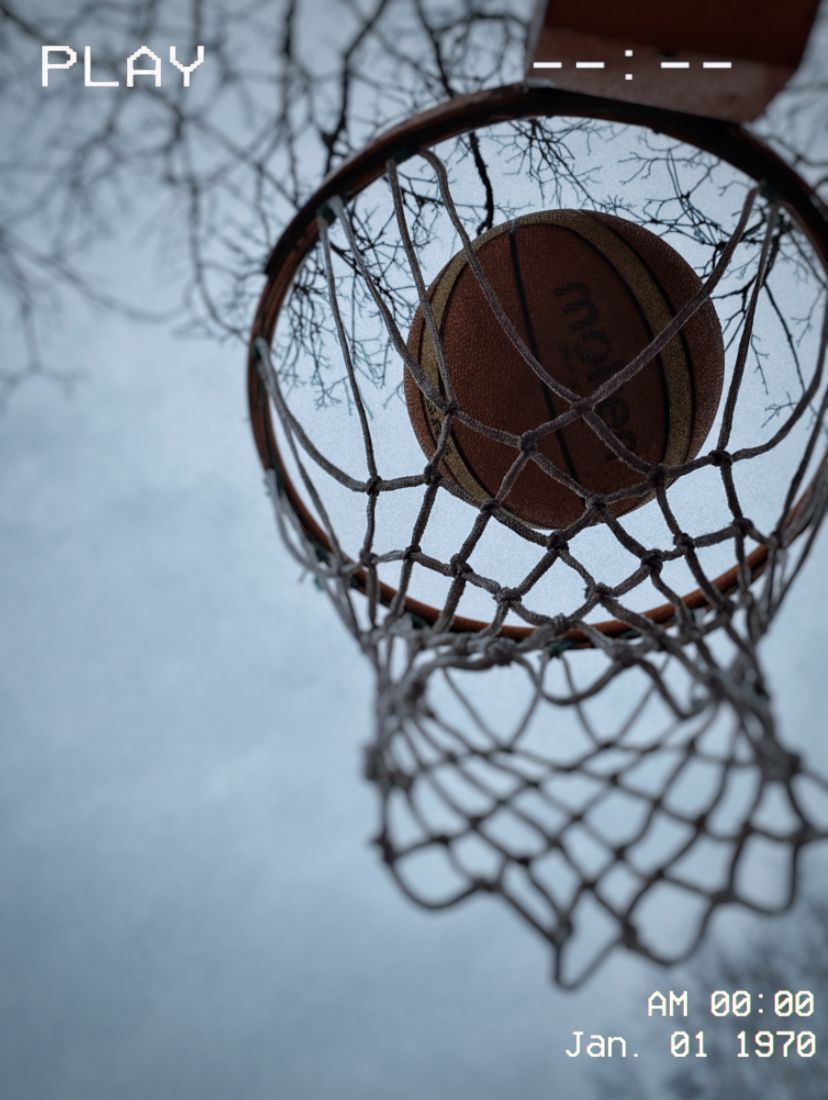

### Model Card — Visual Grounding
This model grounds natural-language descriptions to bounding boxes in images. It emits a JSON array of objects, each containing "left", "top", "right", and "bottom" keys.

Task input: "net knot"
[
  {"left": 423, "top": 463, "right": 442, "bottom": 486},
  {"left": 641, "top": 550, "right": 663, "bottom": 574},
  {"left": 546, "top": 532, "right": 569, "bottom": 552},
  {"left": 496, "top": 586, "right": 520, "bottom": 607},
  {"left": 760, "top": 745, "right": 802, "bottom": 782},
  {"left": 403, "top": 543, "right": 422, "bottom": 562},
  {"left": 648, "top": 463, "right": 667, "bottom": 487},
  {"left": 520, "top": 430, "right": 540, "bottom": 454},
  {"left": 376, "top": 835, "right": 397, "bottom": 864},
  {"left": 359, "top": 549, "right": 378, "bottom": 568},
  {"left": 708, "top": 448, "right": 732, "bottom": 468},
  {"left": 765, "top": 532, "right": 781, "bottom": 554},
  {"left": 674, "top": 532, "right": 695, "bottom": 552},
  {"left": 552, "top": 919, "right": 574, "bottom": 947},
  {"left": 479, "top": 497, "right": 499, "bottom": 516},
  {"left": 733, "top": 516, "right": 754, "bottom": 537},
  {"left": 365, "top": 475, "right": 382, "bottom": 497},
  {"left": 449, "top": 554, "right": 472, "bottom": 578},
  {"left": 487, "top": 637, "right": 518, "bottom": 665}
]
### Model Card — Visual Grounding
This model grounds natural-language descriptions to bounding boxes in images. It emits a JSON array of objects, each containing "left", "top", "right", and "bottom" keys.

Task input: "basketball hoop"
[
  {"left": 249, "top": 85, "right": 827, "bottom": 641},
  {"left": 247, "top": 84, "right": 828, "bottom": 985}
]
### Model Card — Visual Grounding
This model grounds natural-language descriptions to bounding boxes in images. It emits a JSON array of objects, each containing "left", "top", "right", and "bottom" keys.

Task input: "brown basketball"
[{"left": 404, "top": 210, "right": 725, "bottom": 529}]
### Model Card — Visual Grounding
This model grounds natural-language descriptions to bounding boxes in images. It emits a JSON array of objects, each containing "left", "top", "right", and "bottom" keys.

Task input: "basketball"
[{"left": 404, "top": 210, "right": 725, "bottom": 529}]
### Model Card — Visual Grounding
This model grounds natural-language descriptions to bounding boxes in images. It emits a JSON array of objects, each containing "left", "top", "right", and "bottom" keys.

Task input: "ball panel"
[
  {"left": 435, "top": 230, "right": 577, "bottom": 516},
  {"left": 502, "top": 218, "right": 674, "bottom": 492},
  {"left": 441, "top": 225, "right": 664, "bottom": 524},
  {"left": 584, "top": 212, "right": 725, "bottom": 460},
  {"left": 404, "top": 210, "right": 725, "bottom": 529},
  {"left": 538, "top": 211, "right": 694, "bottom": 467}
]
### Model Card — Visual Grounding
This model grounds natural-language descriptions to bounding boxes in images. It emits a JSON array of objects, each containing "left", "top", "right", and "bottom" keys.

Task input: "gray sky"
[
  {"left": 2, "top": 4, "right": 827, "bottom": 1098},
  {"left": 2, "top": 238, "right": 827, "bottom": 1100}
]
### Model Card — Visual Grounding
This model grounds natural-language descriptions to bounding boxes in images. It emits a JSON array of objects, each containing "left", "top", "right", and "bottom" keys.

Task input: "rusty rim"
[{"left": 248, "top": 83, "right": 828, "bottom": 643}]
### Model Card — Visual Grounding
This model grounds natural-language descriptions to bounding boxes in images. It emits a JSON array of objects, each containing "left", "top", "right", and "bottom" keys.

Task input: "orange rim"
[{"left": 248, "top": 84, "right": 828, "bottom": 644}]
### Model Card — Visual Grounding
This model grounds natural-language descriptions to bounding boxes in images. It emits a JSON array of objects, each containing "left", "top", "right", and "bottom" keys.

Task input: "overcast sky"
[{"left": 2, "top": 5, "right": 827, "bottom": 1099}]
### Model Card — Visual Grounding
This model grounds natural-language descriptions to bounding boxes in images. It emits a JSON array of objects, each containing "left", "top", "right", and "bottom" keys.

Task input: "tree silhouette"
[
  {"left": 0, "top": 0, "right": 527, "bottom": 400},
  {"left": 1, "top": 0, "right": 824, "bottom": 401}
]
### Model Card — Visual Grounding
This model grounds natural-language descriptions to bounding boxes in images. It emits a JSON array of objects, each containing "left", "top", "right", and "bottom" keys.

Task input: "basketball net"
[{"left": 249, "top": 87, "right": 828, "bottom": 985}]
